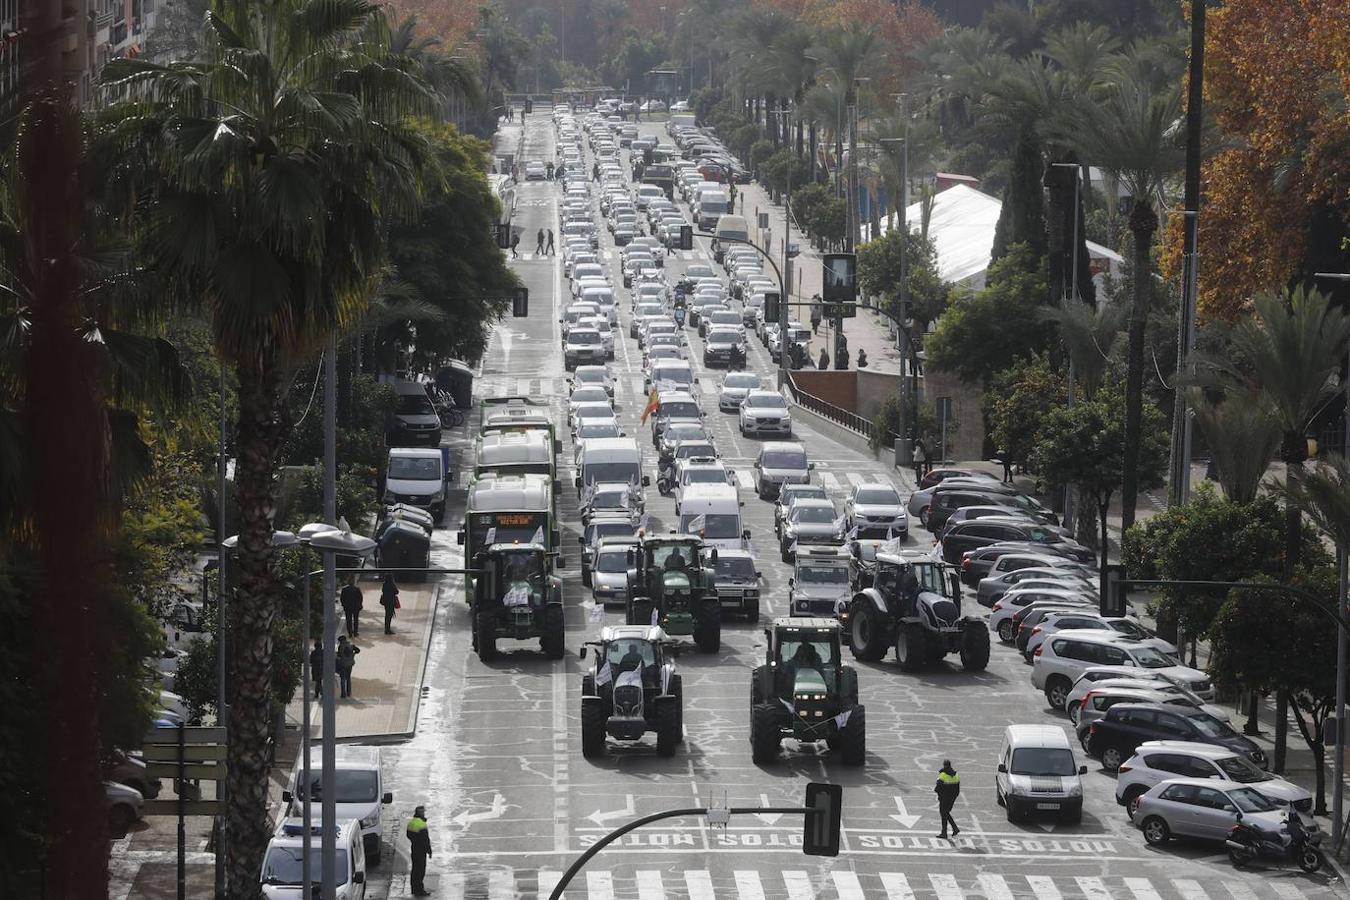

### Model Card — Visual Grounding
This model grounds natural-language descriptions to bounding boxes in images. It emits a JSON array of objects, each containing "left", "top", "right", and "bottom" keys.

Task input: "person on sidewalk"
[
  {"left": 913, "top": 438, "right": 929, "bottom": 482},
  {"left": 406, "top": 805, "right": 433, "bottom": 896},
  {"left": 546, "top": 228, "right": 555, "bottom": 255},
  {"left": 309, "top": 640, "right": 323, "bottom": 699},
  {"left": 857, "top": 348, "right": 868, "bottom": 368},
  {"left": 335, "top": 635, "right": 360, "bottom": 698},
  {"left": 818, "top": 347, "right": 830, "bottom": 370},
  {"left": 810, "top": 298, "right": 822, "bottom": 334},
  {"left": 935, "top": 759, "right": 962, "bottom": 839},
  {"left": 535, "top": 228, "right": 545, "bottom": 255},
  {"left": 510, "top": 231, "right": 519, "bottom": 259},
  {"left": 339, "top": 576, "right": 363, "bottom": 637},
  {"left": 381, "top": 574, "right": 401, "bottom": 634}
]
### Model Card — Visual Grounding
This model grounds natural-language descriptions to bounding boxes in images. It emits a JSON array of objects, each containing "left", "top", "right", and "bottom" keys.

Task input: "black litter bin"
[
  {"left": 381, "top": 503, "right": 435, "bottom": 535},
  {"left": 378, "top": 520, "right": 431, "bottom": 582},
  {"left": 435, "top": 360, "right": 474, "bottom": 409}
]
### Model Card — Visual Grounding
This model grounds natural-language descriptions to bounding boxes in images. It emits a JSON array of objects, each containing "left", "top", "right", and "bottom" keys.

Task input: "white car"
[
  {"left": 719, "top": 372, "right": 761, "bottom": 412},
  {"left": 568, "top": 386, "right": 614, "bottom": 424},
  {"left": 739, "top": 390, "right": 792, "bottom": 437},
  {"left": 1115, "top": 740, "right": 1313, "bottom": 818},
  {"left": 570, "top": 365, "right": 615, "bottom": 397},
  {"left": 106, "top": 780, "right": 144, "bottom": 834},
  {"left": 843, "top": 483, "right": 907, "bottom": 536}
]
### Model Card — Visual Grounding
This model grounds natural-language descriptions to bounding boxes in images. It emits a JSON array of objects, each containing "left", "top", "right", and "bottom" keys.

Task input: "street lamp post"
[
  {"left": 1050, "top": 161, "right": 1082, "bottom": 527},
  {"left": 879, "top": 134, "right": 910, "bottom": 466}
]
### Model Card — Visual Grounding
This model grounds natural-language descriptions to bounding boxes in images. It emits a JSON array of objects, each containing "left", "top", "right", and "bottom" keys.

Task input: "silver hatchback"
[{"left": 1134, "top": 777, "right": 1285, "bottom": 846}]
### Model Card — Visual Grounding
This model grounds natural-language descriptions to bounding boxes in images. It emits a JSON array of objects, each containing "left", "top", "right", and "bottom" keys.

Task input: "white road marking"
[
  {"left": 831, "top": 870, "right": 866, "bottom": 900},
  {"left": 1076, "top": 876, "right": 1113, "bottom": 900},
  {"left": 1125, "top": 878, "right": 1164, "bottom": 900},
  {"left": 880, "top": 872, "right": 916, "bottom": 900},
  {"left": 930, "top": 873, "right": 964, "bottom": 900},
  {"left": 1223, "top": 883, "right": 1259, "bottom": 900},
  {"left": 487, "top": 870, "right": 514, "bottom": 898},
  {"left": 685, "top": 870, "right": 715, "bottom": 900},
  {"left": 585, "top": 869, "right": 615, "bottom": 899},
  {"left": 819, "top": 471, "right": 841, "bottom": 491},
  {"left": 1268, "top": 884, "right": 1310, "bottom": 899},
  {"left": 537, "top": 870, "right": 562, "bottom": 897},
  {"left": 1026, "top": 875, "right": 1062, "bottom": 899},
  {"left": 635, "top": 869, "right": 665, "bottom": 900},
  {"left": 734, "top": 869, "right": 765, "bottom": 900},
  {"left": 977, "top": 873, "right": 1014, "bottom": 900},
  {"left": 735, "top": 469, "right": 755, "bottom": 490},
  {"left": 1174, "top": 880, "right": 1210, "bottom": 900},
  {"left": 781, "top": 870, "right": 814, "bottom": 900},
  {"left": 439, "top": 873, "right": 465, "bottom": 900},
  {"left": 845, "top": 471, "right": 866, "bottom": 486}
]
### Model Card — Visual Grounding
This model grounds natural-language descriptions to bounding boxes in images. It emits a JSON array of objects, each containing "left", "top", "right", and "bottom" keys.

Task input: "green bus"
[{"left": 457, "top": 473, "right": 562, "bottom": 602}]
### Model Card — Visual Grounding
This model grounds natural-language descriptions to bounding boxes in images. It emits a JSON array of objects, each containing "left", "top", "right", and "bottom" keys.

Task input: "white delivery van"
[
  {"left": 576, "top": 437, "right": 648, "bottom": 494},
  {"left": 995, "top": 724, "right": 1086, "bottom": 824},
  {"left": 712, "top": 215, "right": 750, "bottom": 263},
  {"left": 262, "top": 817, "right": 366, "bottom": 898},
  {"left": 678, "top": 483, "right": 749, "bottom": 550},
  {"left": 667, "top": 113, "right": 697, "bottom": 134},
  {"left": 282, "top": 746, "right": 393, "bottom": 865},
  {"left": 384, "top": 447, "right": 449, "bottom": 520},
  {"left": 696, "top": 190, "right": 730, "bottom": 229}
]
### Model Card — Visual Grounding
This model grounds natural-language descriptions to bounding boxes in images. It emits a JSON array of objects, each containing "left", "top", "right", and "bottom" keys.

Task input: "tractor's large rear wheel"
[
  {"left": 581, "top": 701, "right": 606, "bottom": 759},
  {"left": 475, "top": 612, "right": 498, "bottom": 662},
  {"left": 839, "top": 705, "right": 866, "bottom": 766},
  {"left": 667, "top": 674, "right": 685, "bottom": 742},
  {"left": 695, "top": 600, "right": 721, "bottom": 653},
  {"left": 850, "top": 602, "right": 888, "bottom": 661},
  {"left": 540, "top": 606, "right": 565, "bottom": 659},
  {"left": 960, "top": 619, "right": 991, "bottom": 672},
  {"left": 656, "top": 698, "right": 680, "bottom": 757},
  {"left": 895, "top": 623, "right": 926, "bottom": 672},
  {"left": 750, "top": 702, "right": 782, "bottom": 764}
]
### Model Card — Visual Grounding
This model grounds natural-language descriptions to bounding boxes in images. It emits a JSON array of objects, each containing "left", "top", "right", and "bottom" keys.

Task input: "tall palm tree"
[
  {"left": 1061, "top": 50, "right": 1184, "bottom": 533},
  {"left": 98, "top": 1, "right": 435, "bottom": 892},
  {"left": 810, "top": 24, "right": 878, "bottom": 250},
  {"left": 726, "top": 7, "right": 791, "bottom": 140},
  {"left": 1040, "top": 296, "right": 1123, "bottom": 400},
  {"left": 390, "top": 15, "right": 483, "bottom": 120},
  {"left": 1187, "top": 387, "right": 1281, "bottom": 504},
  {"left": 764, "top": 23, "right": 815, "bottom": 155}
]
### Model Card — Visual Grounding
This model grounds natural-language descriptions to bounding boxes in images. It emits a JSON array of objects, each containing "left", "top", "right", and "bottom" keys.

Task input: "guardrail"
[{"left": 785, "top": 373, "right": 888, "bottom": 441}]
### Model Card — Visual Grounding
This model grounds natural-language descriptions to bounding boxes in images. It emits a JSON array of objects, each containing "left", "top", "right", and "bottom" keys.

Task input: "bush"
[
  {"left": 729, "top": 123, "right": 763, "bottom": 161},
  {"left": 748, "top": 140, "right": 776, "bottom": 172},
  {"left": 761, "top": 150, "right": 812, "bottom": 196}
]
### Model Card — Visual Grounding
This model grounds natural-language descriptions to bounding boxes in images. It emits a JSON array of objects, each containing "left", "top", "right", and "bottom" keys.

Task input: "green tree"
[
  {"left": 99, "top": 1, "right": 436, "bottom": 890},
  {"left": 984, "top": 353, "right": 1065, "bottom": 473},
  {"left": 1187, "top": 388, "right": 1280, "bottom": 504},
  {"left": 1032, "top": 382, "right": 1168, "bottom": 560},
  {"left": 990, "top": 124, "right": 1047, "bottom": 263},
  {"left": 856, "top": 227, "right": 950, "bottom": 326},
  {"left": 925, "top": 243, "right": 1051, "bottom": 383},
  {"left": 1039, "top": 295, "right": 1123, "bottom": 400}
]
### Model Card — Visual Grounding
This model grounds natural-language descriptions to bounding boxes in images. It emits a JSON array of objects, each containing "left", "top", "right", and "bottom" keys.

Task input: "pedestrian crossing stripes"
[{"left": 414, "top": 869, "right": 1327, "bottom": 900}]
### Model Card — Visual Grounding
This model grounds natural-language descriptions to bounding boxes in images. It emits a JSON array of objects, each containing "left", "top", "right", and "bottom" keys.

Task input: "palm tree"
[
  {"left": 1040, "top": 296, "right": 1123, "bottom": 400},
  {"left": 1061, "top": 50, "right": 1184, "bottom": 533},
  {"left": 390, "top": 15, "right": 483, "bottom": 121},
  {"left": 725, "top": 7, "right": 791, "bottom": 140},
  {"left": 810, "top": 24, "right": 878, "bottom": 250},
  {"left": 764, "top": 23, "right": 815, "bottom": 156},
  {"left": 98, "top": 1, "right": 435, "bottom": 892},
  {"left": 1187, "top": 387, "right": 1280, "bottom": 504}
]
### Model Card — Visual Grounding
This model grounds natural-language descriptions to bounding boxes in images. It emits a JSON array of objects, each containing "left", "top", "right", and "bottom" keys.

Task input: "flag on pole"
[
  {"left": 530, "top": 526, "right": 545, "bottom": 546},
  {"left": 484, "top": 526, "right": 497, "bottom": 545},
  {"left": 616, "top": 668, "right": 644, "bottom": 689},
  {"left": 595, "top": 661, "right": 613, "bottom": 685},
  {"left": 640, "top": 387, "right": 660, "bottom": 424},
  {"left": 686, "top": 514, "right": 706, "bottom": 535}
]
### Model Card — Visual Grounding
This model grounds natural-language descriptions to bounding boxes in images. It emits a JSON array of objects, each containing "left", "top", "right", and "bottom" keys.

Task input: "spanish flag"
[{"left": 640, "top": 387, "right": 660, "bottom": 424}]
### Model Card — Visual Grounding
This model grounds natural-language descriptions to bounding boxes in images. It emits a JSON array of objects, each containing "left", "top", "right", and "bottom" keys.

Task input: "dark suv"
[
  {"left": 942, "top": 520, "right": 1093, "bottom": 567},
  {"left": 1085, "top": 703, "right": 1267, "bottom": 773},
  {"left": 927, "top": 488, "right": 1057, "bottom": 533}
]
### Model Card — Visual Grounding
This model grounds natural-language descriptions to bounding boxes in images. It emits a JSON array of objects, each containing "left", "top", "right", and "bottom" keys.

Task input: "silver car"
[
  {"left": 591, "top": 537, "right": 639, "bottom": 607},
  {"left": 718, "top": 372, "right": 762, "bottom": 412},
  {"left": 1134, "top": 777, "right": 1285, "bottom": 846},
  {"left": 844, "top": 483, "right": 907, "bottom": 537}
]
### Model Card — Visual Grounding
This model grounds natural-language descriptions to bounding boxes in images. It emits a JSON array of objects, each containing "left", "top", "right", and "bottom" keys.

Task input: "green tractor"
[
  {"left": 624, "top": 534, "right": 721, "bottom": 652},
  {"left": 470, "top": 543, "right": 564, "bottom": 661},
  {"left": 579, "top": 625, "right": 684, "bottom": 758},
  {"left": 749, "top": 618, "right": 865, "bottom": 765}
]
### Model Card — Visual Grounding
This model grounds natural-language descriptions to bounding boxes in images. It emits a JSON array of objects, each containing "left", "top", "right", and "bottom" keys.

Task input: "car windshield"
[
  {"left": 725, "top": 374, "right": 760, "bottom": 389},
  {"left": 577, "top": 422, "right": 621, "bottom": 440},
  {"left": 750, "top": 395, "right": 787, "bottom": 410},
  {"left": 685, "top": 468, "right": 725, "bottom": 484},
  {"left": 576, "top": 370, "right": 607, "bottom": 384},
  {"left": 797, "top": 564, "right": 849, "bottom": 585},
  {"left": 681, "top": 513, "right": 740, "bottom": 538},
  {"left": 763, "top": 451, "right": 807, "bottom": 469},
  {"left": 570, "top": 332, "right": 600, "bottom": 345},
  {"left": 388, "top": 457, "right": 441, "bottom": 481},
  {"left": 779, "top": 639, "right": 838, "bottom": 667},
  {"left": 262, "top": 847, "right": 350, "bottom": 886},
  {"left": 588, "top": 522, "right": 634, "bottom": 544},
  {"left": 1109, "top": 620, "right": 1149, "bottom": 639},
  {"left": 856, "top": 487, "right": 900, "bottom": 505},
  {"left": 1010, "top": 747, "right": 1078, "bottom": 777},
  {"left": 654, "top": 370, "right": 693, "bottom": 387},
  {"left": 595, "top": 549, "right": 630, "bottom": 573},
  {"left": 665, "top": 424, "right": 704, "bottom": 441},
  {"left": 785, "top": 488, "right": 828, "bottom": 506},
  {"left": 715, "top": 557, "right": 756, "bottom": 581},
  {"left": 572, "top": 388, "right": 609, "bottom": 404},
  {"left": 297, "top": 770, "right": 378, "bottom": 803},
  {"left": 660, "top": 402, "right": 700, "bottom": 418},
  {"left": 1187, "top": 713, "right": 1237, "bottom": 738},
  {"left": 1130, "top": 646, "right": 1176, "bottom": 669},
  {"left": 1215, "top": 755, "right": 1270, "bottom": 783},
  {"left": 1229, "top": 787, "right": 1277, "bottom": 813},
  {"left": 675, "top": 443, "right": 716, "bottom": 459},
  {"left": 794, "top": 507, "right": 837, "bottom": 524},
  {"left": 582, "top": 462, "right": 640, "bottom": 486},
  {"left": 397, "top": 393, "right": 434, "bottom": 415},
  {"left": 590, "top": 489, "right": 630, "bottom": 510}
]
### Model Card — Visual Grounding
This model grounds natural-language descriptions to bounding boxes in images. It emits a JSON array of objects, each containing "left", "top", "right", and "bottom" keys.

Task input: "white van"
[
  {"left": 696, "top": 190, "right": 730, "bottom": 229},
  {"left": 262, "top": 817, "right": 366, "bottom": 898},
  {"left": 384, "top": 447, "right": 449, "bottom": 520},
  {"left": 995, "top": 724, "right": 1086, "bottom": 824},
  {"left": 282, "top": 746, "right": 393, "bottom": 865},
  {"left": 576, "top": 437, "right": 647, "bottom": 494},
  {"left": 678, "top": 483, "right": 749, "bottom": 550},
  {"left": 714, "top": 214, "right": 750, "bottom": 245}
]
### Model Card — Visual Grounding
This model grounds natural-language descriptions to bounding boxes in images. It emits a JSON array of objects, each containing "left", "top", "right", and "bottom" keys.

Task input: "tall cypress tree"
[{"left": 991, "top": 125, "right": 1048, "bottom": 268}]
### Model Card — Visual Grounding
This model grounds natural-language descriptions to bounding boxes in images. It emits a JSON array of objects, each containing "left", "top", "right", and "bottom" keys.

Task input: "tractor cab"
[
  {"left": 625, "top": 534, "right": 721, "bottom": 652},
  {"left": 483, "top": 545, "right": 549, "bottom": 609},
  {"left": 470, "top": 543, "right": 564, "bottom": 660},
  {"left": 579, "top": 625, "right": 684, "bottom": 757}
]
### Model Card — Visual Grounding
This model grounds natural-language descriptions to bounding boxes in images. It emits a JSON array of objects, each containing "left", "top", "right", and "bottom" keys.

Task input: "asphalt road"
[{"left": 363, "top": 110, "right": 1344, "bottom": 900}]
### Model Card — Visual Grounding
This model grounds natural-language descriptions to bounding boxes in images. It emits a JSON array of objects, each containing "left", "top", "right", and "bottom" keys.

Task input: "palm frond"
[
  {"left": 1188, "top": 387, "right": 1281, "bottom": 503},
  {"left": 1272, "top": 453, "right": 1350, "bottom": 550}
]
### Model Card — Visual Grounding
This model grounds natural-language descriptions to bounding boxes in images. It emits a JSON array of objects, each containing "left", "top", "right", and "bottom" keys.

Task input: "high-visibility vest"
[
  {"left": 407, "top": 816, "right": 428, "bottom": 833},
  {"left": 938, "top": 771, "right": 960, "bottom": 785}
]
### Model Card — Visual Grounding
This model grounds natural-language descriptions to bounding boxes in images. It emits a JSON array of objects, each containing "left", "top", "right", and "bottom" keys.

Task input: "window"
[
  {"left": 1051, "top": 639, "right": 1089, "bottom": 661},
  {"left": 1117, "top": 709, "right": 1157, "bottom": 727},
  {"left": 1153, "top": 714, "right": 1192, "bottom": 737},
  {"left": 1192, "top": 787, "right": 1231, "bottom": 810},
  {"left": 1097, "top": 644, "right": 1131, "bottom": 666},
  {"left": 1143, "top": 754, "right": 1193, "bottom": 776},
  {"left": 1159, "top": 783, "right": 1199, "bottom": 804}
]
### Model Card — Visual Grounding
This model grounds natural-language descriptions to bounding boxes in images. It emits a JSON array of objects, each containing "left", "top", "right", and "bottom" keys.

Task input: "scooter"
[{"left": 1226, "top": 809, "right": 1325, "bottom": 873}]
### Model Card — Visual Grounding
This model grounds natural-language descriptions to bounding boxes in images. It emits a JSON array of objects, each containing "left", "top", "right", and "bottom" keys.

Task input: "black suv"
[
  {"left": 941, "top": 520, "right": 1092, "bottom": 567},
  {"left": 927, "top": 488, "right": 1057, "bottom": 533},
  {"left": 1085, "top": 703, "right": 1267, "bottom": 773}
]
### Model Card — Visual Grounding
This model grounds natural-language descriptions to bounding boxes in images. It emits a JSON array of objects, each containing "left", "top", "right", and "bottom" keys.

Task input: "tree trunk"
[
  {"left": 1119, "top": 199, "right": 1157, "bottom": 533},
  {"left": 224, "top": 357, "right": 288, "bottom": 899},
  {"left": 23, "top": 86, "right": 114, "bottom": 899},
  {"left": 1275, "top": 431, "right": 1307, "bottom": 772},
  {"left": 808, "top": 122, "right": 818, "bottom": 182},
  {"left": 1099, "top": 500, "right": 1110, "bottom": 571},
  {"left": 1274, "top": 690, "right": 1289, "bottom": 773},
  {"left": 1045, "top": 152, "right": 1072, "bottom": 305},
  {"left": 795, "top": 105, "right": 805, "bottom": 158}
]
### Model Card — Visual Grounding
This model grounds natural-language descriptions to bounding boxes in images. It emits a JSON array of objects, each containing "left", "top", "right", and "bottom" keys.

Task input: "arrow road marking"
[
  {"left": 587, "top": 794, "right": 635, "bottom": 827},
  {"left": 451, "top": 792, "right": 510, "bottom": 828},
  {"left": 889, "top": 796, "right": 921, "bottom": 828},
  {"left": 753, "top": 794, "right": 782, "bottom": 825}
]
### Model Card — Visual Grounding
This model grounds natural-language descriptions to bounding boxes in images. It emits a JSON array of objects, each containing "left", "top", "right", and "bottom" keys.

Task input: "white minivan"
[
  {"left": 282, "top": 746, "right": 393, "bottom": 865},
  {"left": 384, "top": 447, "right": 449, "bottom": 520},
  {"left": 262, "top": 817, "right": 366, "bottom": 898},
  {"left": 995, "top": 724, "right": 1086, "bottom": 824},
  {"left": 678, "top": 483, "right": 749, "bottom": 550}
]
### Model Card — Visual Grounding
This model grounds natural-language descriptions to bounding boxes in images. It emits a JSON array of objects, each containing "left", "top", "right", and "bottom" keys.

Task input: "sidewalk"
[{"left": 285, "top": 579, "right": 441, "bottom": 742}]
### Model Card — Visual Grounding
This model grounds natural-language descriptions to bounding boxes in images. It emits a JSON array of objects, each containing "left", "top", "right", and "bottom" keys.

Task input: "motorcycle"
[
  {"left": 1226, "top": 810, "right": 1325, "bottom": 873},
  {"left": 673, "top": 307, "right": 686, "bottom": 328}
]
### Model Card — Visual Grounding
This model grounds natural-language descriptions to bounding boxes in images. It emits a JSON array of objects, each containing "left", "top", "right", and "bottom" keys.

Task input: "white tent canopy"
[{"left": 874, "top": 184, "right": 1124, "bottom": 292}]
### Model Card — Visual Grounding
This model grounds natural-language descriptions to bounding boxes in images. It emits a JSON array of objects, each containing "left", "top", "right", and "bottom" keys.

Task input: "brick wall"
[
  {"left": 790, "top": 370, "right": 857, "bottom": 411},
  {"left": 921, "top": 369, "right": 988, "bottom": 462},
  {"left": 856, "top": 370, "right": 902, "bottom": 420}
]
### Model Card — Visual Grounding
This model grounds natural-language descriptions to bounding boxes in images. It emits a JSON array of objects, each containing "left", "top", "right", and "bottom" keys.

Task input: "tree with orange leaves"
[{"left": 1161, "top": 0, "right": 1350, "bottom": 321}]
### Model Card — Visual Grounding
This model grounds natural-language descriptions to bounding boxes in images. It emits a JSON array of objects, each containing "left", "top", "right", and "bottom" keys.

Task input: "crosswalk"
[{"left": 412, "top": 868, "right": 1321, "bottom": 900}]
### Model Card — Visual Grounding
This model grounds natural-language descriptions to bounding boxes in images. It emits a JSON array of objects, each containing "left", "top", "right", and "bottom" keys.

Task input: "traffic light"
[
  {"left": 763, "top": 292, "right": 781, "bottom": 324},
  {"left": 511, "top": 287, "right": 529, "bottom": 318},
  {"left": 496, "top": 223, "right": 510, "bottom": 249},
  {"left": 679, "top": 225, "right": 694, "bottom": 251},
  {"left": 803, "top": 782, "right": 842, "bottom": 857}
]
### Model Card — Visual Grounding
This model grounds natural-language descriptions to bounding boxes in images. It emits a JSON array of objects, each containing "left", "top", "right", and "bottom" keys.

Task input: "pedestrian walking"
[
  {"left": 510, "top": 231, "right": 520, "bottom": 258},
  {"left": 339, "top": 576, "right": 363, "bottom": 637},
  {"left": 406, "top": 805, "right": 433, "bottom": 896},
  {"left": 546, "top": 161, "right": 554, "bottom": 180},
  {"left": 857, "top": 348, "right": 868, "bottom": 368},
  {"left": 380, "top": 574, "right": 401, "bottom": 635},
  {"left": 335, "top": 635, "right": 360, "bottom": 698},
  {"left": 546, "top": 228, "right": 556, "bottom": 255},
  {"left": 810, "top": 298, "right": 822, "bottom": 334},
  {"left": 935, "top": 759, "right": 962, "bottom": 838},
  {"left": 309, "top": 640, "right": 323, "bottom": 699},
  {"left": 818, "top": 347, "right": 830, "bottom": 370},
  {"left": 536, "top": 228, "right": 545, "bottom": 255},
  {"left": 913, "top": 438, "right": 929, "bottom": 483},
  {"left": 592, "top": 162, "right": 600, "bottom": 182}
]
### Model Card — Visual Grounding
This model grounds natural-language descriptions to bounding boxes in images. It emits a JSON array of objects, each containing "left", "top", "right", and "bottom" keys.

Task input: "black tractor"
[
  {"left": 749, "top": 618, "right": 865, "bottom": 765},
  {"left": 471, "top": 544, "right": 564, "bottom": 661},
  {"left": 625, "top": 534, "right": 721, "bottom": 652},
  {"left": 580, "top": 625, "right": 684, "bottom": 758},
  {"left": 846, "top": 550, "right": 990, "bottom": 672}
]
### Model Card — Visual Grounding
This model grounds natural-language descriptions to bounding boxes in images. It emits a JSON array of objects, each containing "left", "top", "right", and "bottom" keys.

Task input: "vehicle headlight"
[
  {"left": 360, "top": 813, "right": 379, "bottom": 829},
  {"left": 1066, "top": 782, "right": 1082, "bottom": 797}
]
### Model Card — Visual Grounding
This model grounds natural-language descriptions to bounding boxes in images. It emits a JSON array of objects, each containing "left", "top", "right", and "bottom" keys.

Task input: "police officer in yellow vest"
[
  {"left": 935, "top": 760, "right": 961, "bottom": 839},
  {"left": 406, "top": 805, "right": 432, "bottom": 895}
]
